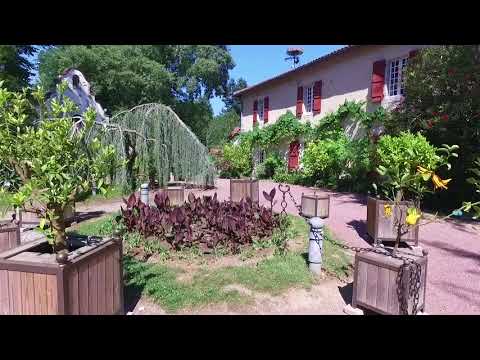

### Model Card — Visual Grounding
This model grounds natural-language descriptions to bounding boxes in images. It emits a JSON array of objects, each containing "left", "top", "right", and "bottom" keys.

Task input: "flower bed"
[{"left": 119, "top": 191, "right": 280, "bottom": 255}]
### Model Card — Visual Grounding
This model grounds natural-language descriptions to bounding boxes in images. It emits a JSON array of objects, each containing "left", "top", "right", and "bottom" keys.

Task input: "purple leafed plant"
[{"left": 120, "top": 188, "right": 279, "bottom": 254}]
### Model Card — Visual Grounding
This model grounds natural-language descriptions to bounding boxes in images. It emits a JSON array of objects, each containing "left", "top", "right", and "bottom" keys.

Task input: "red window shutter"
[
  {"left": 313, "top": 81, "right": 322, "bottom": 115},
  {"left": 371, "top": 60, "right": 386, "bottom": 103},
  {"left": 288, "top": 141, "right": 300, "bottom": 170},
  {"left": 409, "top": 49, "right": 419, "bottom": 58},
  {"left": 253, "top": 100, "right": 258, "bottom": 126},
  {"left": 296, "top": 87, "right": 303, "bottom": 118},
  {"left": 263, "top": 96, "right": 269, "bottom": 123}
]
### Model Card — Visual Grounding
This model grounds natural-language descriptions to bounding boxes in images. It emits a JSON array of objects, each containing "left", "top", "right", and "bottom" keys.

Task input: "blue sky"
[
  {"left": 211, "top": 45, "right": 345, "bottom": 115},
  {"left": 29, "top": 45, "right": 346, "bottom": 114}
]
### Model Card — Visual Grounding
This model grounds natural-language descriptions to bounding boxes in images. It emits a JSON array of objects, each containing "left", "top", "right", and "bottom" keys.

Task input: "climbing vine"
[
  {"left": 309, "top": 100, "right": 387, "bottom": 140},
  {"left": 102, "top": 103, "right": 216, "bottom": 193},
  {"left": 239, "top": 111, "right": 311, "bottom": 149}
]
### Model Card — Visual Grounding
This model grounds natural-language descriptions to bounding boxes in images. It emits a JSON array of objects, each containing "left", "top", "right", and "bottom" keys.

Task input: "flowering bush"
[{"left": 373, "top": 131, "right": 458, "bottom": 252}]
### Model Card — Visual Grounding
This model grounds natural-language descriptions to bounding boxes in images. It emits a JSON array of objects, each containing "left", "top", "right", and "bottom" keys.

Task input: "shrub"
[
  {"left": 256, "top": 153, "right": 284, "bottom": 179},
  {"left": 374, "top": 131, "right": 456, "bottom": 201},
  {"left": 220, "top": 138, "right": 253, "bottom": 178},
  {"left": 273, "top": 168, "right": 309, "bottom": 185}
]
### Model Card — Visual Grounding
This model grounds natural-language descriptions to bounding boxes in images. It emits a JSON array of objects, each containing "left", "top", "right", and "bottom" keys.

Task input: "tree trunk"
[
  {"left": 50, "top": 207, "right": 67, "bottom": 252},
  {"left": 393, "top": 190, "right": 403, "bottom": 255}
]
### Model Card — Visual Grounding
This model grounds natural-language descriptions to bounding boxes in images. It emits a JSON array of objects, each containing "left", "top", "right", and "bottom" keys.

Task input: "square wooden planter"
[
  {"left": 159, "top": 186, "right": 185, "bottom": 207},
  {"left": 0, "top": 221, "right": 20, "bottom": 253},
  {"left": 366, "top": 197, "right": 419, "bottom": 246},
  {"left": 230, "top": 179, "right": 259, "bottom": 203},
  {"left": 352, "top": 250, "right": 427, "bottom": 315},
  {"left": 0, "top": 236, "right": 124, "bottom": 315}
]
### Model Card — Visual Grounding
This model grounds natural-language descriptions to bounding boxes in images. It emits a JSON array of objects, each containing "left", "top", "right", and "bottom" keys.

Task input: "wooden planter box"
[
  {"left": 0, "top": 236, "right": 124, "bottom": 315},
  {"left": 352, "top": 250, "right": 427, "bottom": 315},
  {"left": 230, "top": 179, "right": 259, "bottom": 203},
  {"left": 17, "top": 202, "right": 76, "bottom": 229},
  {"left": 0, "top": 221, "right": 20, "bottom": 253},
  {"left": 366, "top": 197, "right": 419, "bottom": 246},
  {"left": 159, "top": 186, "right": 185, "bottom": 207}
]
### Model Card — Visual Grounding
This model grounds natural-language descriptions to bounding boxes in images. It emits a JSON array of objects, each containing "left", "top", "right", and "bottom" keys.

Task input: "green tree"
[
  {"left": 206, "top": 109, "right": 240, "bottom": 148},
  {"left": 387, "top": 45, "right": 480, "bottom": 210},
  {"left": 173, "top": 99, "right": 214, "bottom": 145},
  {"left": 38, "top": 45, "right": 234, "bottom": 144},
  {"left": 223, "top": 78, "right": 247, "bottom": 114},
  {"left": 38, "top": 45, "right": 235, "bottom": 113},
  {"left": 0, "top": 45, "right": 38, "bottom": 90},
  {"left": 0, "top": 81, "right": 117, "bottom": 251}
]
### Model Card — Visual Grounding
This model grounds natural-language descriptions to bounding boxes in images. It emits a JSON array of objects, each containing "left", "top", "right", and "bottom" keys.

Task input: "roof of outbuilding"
[{"left": 233, "top": 45, "right": 360, "bottom": 97}]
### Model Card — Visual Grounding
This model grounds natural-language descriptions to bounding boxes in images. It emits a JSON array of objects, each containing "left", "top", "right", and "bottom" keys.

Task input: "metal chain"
[
  {"left": 276, "top": 182, "right": 423, "bottom": 315},
  {"left": 277, "top": 183, "right": 302, "bottom": 216}
]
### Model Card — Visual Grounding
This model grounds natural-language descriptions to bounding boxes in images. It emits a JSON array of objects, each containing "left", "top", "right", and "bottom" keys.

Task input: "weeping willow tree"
[{"left": 103, "top": 103, "right": 216, "bottom": 193}]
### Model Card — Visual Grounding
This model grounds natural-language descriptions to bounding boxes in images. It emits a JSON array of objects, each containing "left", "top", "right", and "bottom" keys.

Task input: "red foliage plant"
[{"left": 119, "top": 189, "right": 280, "bottom": 254}]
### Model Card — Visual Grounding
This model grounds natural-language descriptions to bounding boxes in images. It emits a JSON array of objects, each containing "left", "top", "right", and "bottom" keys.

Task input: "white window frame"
[
  {"left": 387, "top": 56, "right": 408, "bottom": 99},
  {"left": 304, "top": 85, "right": 313, "bottom": 114}
]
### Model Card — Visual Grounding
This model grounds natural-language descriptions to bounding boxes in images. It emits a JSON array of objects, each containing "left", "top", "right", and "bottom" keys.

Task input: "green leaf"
[{"left": 421, "top": 173, "right": 432, "bottom": 181}]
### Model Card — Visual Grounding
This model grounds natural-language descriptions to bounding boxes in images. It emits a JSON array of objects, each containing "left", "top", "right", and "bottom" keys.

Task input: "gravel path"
[{"left": 76, "top": 178, "right": 480, "bottom": 315}]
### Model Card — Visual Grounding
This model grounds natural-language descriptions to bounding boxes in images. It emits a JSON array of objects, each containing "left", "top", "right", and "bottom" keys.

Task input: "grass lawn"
[{"left": 71, "top": 213, "right": 353, "bottom": 313}]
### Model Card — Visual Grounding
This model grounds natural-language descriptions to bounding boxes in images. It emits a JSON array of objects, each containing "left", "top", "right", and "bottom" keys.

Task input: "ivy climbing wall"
[{"left": 104, "top": 103, "right": 216, "bottom": 192}]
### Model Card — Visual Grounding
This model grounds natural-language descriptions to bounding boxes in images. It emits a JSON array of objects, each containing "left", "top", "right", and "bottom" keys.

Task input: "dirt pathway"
[{"left": 129, "top": 277, "right": 352, "bottom": 315}]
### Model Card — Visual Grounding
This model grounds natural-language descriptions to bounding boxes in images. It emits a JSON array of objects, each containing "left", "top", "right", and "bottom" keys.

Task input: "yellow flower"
[
  {"left": 406, "top": 207, "right": 421, "bottom": 226},
  {"left": 383, "top": 204, "right": 393, "bottom": 218},
  {"left": 432, "top": 174, "right": 451, "bottom": 190},
  {"left": 417, "top": 166, "right": 431, "bottom": 175}
]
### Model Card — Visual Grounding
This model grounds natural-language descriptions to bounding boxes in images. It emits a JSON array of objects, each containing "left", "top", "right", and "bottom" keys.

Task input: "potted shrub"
[
  {"left": 352, "top": 131, "right": 458, "bottom": 315},
  {"left": 367, "top": 132, "right": 456, "bottom": 247},
  {"left": 0, "top": 81, "right": 123, "bottom": 315}
]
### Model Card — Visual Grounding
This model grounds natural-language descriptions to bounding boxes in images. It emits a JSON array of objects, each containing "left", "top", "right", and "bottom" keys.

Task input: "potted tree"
[
  {"left": 352, "top": 131, "right": 458, "bottom": 315},
  {"left": 0, "top": 81, "right": 123, "bottom": 315},
  {"left": 366, "top": 132, "right": 457, "bottom": 248}
]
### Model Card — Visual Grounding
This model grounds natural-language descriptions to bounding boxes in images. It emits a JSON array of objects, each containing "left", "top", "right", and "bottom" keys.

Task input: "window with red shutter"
[
  {"left": 253, "top": 100, "right": 258, "bottom": 126},
  {"left": 296, "top": 86, "right": 303, "bottom": 118},
  {"left": 313, "top": 81, "right": 322, "bottom": 115},
  {"left": 371, "top": 60, "right": 386, "bottom": 103},
  {"left": 263, "top": 96, "right": 269, "bottom": 123},
  {"left": 409, "top": 49, "right": 419, "bottom": 58},
  {"left": 288, "top": 141, "right": 300, "bottom": 170}
]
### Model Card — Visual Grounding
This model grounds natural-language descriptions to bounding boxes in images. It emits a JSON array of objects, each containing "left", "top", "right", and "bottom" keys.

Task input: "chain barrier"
[{"left": 277, "top": 183, "right": 424, "bottom": 315}]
